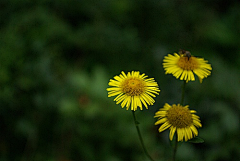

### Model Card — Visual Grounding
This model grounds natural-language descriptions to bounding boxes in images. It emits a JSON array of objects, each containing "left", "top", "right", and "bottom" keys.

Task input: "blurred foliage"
[{"left": 0, "top": 0, "right": 239, "bottom": 161}]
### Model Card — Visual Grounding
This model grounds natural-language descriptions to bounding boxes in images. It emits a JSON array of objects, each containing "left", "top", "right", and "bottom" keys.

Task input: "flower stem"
[
  {"left": 173, "top": 81, "right": 187, "bottom": 161},
  {"left": 132, "top": 111, "right": 155, "bottom": 161},
  {"left": 180, "top": 81, "right": 186, "bottom": 106},
  {"left": 172, "top": 135, "right": 178, "bottom": 161}
]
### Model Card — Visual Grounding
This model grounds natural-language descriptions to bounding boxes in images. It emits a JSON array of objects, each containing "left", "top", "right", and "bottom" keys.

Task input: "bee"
[{"left": 179, "top": 49, "right": 191, "bottom": 60}]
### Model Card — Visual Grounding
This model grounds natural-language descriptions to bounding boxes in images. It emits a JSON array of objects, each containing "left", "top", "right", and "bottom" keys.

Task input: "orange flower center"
[
  {"left": 167, "top": 104, "right": 193, "bottom": 128},
  {"left": 121, "top": 78, "right": 145, "bottom": 96},
  {"left": 177, "top": 56, "right": 199, "bottom": 70}
]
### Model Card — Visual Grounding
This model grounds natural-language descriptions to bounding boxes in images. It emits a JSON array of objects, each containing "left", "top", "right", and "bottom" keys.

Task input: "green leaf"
[{"left": 188, "top": 137, "right": 204, "bottom": 143}]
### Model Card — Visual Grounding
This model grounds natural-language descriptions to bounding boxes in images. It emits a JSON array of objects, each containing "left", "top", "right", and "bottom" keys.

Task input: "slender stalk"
[
  {"left": 172, "top": 135, "right": 178, "bottom": 161},
  {"left": 180, "top": 81, "right": 186, "bottom": 105},
  {"left": 172, "top": 81, "right": 187, "bottom": 161},
  {"left": 132, "top": 111, "right": 155, "bottom": 161}
]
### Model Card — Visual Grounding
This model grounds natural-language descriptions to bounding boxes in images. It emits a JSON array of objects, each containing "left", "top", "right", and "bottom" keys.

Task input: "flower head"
[
  {"left": 163, "top": 50, "right": 212, "bottom": 83},
  {"left": 154, "top": 103, "right": 202, "bottom": 142},
  {"left": 107, "top": 71, "right": 160, "bottom": 111}
]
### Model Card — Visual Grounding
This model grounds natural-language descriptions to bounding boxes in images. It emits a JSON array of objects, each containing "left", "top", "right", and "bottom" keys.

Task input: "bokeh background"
[{"left": 1, "top": 0, "right": 240, "bottom": 161}]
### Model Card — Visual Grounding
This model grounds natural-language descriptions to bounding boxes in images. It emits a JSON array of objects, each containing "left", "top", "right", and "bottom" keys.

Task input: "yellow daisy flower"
[
  {"left": 107, "top": 71, "right": 160, "bottom": 111},
  {"left": 163, "top": 51, "right": 212, "bottom": 83},
  {"left": 154, "top": 103, "right": 202, "bottom": 142}
]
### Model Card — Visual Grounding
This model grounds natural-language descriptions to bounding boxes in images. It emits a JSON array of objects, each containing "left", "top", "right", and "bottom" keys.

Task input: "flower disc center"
[
  {"left": 177, "top": 56, "right": 199, "bottom": 70},
  {"left": 167, "top": 105, "right": 193, "bottom": 128},
  {"left": 122, "top": 78, "right": 145, "bottom": 96}
]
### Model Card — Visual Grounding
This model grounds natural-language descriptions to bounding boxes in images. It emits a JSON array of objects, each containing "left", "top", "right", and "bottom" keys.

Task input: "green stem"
[
  {"left": 172, "top": 81, "right": 187, "bottom": 161},
  {"left": 172, "top": 135, "right": 178, "bottom": 161},
  {"left": 180, "top": 81, "right": 186, "bottom": 106},
  {"left": 132, "top": 111, "right": 155, "bottom": 161}
]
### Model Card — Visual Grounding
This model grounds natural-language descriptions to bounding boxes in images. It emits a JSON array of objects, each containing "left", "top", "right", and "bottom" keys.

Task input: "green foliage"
[
  {"left": 0, "top": 0, "right": 240, "bottom": 161},
  {"left": 188, "top": 137, "right": 204, "bottom": 144}
]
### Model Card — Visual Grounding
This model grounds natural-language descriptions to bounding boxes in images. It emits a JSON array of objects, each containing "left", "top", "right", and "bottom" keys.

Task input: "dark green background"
[{"left": 0, "top": 0, "right": 239, "bottom": 161}]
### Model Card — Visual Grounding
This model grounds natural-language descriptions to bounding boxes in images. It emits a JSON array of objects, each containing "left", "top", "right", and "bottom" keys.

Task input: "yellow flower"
[
  {"left": 107, "top": 71, "right": 160, "bottom": 111},
  {"left": 163, "top": 51, "right": 212, "bottom": 83},
  {"left": 154, "top": 103, "right": 202, "bottom": 142}
]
